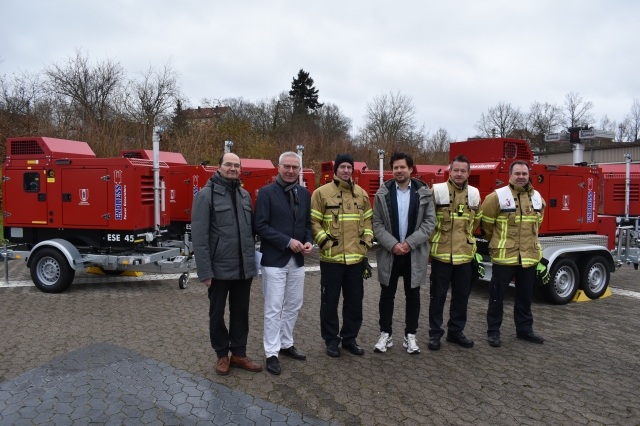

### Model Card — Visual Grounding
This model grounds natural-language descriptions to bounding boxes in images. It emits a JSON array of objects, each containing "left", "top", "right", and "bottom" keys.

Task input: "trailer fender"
[
  {"left": 542, "top": 244, "right": 615, "bottom": 272},
  {"left": 26, "top": 239, "right": 85, "bottom": 271}
]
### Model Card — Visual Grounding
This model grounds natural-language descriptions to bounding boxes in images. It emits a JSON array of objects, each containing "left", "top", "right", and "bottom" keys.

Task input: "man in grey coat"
[
  {"left": 192, "top": 152, "right": 263, "bottom": 376},
  {"left": 372, "top": 152, "right": 436, "bottom": 354}
]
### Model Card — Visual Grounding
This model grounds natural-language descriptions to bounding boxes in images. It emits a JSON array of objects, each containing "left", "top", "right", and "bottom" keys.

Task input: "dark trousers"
[
  {"left": 320, "top": 261, "right": 364, "bottom": 347},
  {"left": 486, "top": 264, "right": 535, "bottom": 336},
  {"left": 429, "top": 259, "right": 472, "bottom": 338},
  {"left": 379, "top": 254, "right": 420, "bottom": 336},
  {"left": 208, "top": 278, "right": 253, "bottom": 358}
]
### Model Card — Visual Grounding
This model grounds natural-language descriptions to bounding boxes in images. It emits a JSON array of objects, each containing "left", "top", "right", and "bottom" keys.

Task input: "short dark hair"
[
  {"left": 389, "top": 152, "right": 414, "bottom": 169},
  {"left": 450, "top": 154, "right": 470, "bottom": 172},
  {"left": 509, "top": 160, "right": 530, "bottom": 174}
]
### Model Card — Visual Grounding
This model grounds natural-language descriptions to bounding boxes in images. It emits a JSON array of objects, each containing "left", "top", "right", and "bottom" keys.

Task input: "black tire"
[
  {"left": 179, "top": 273, "right": 189, "bottom": 289},
  {"left": 579, "top": 256, "right": 610, "bottom": 299},
  {"left": 542, "top": 258, "right": 579, "bottom": 305},
  {"left": 30, "top": 248, "right": 75, "bottom": 293}
]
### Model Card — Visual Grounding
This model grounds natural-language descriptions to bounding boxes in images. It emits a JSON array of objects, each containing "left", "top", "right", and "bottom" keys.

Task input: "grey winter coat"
[
  {"left": 372, "top": 178, "right": 436, "bottom": 288},
  {"left": 191, "top": 172, "right": 256, "bottom": 281}
]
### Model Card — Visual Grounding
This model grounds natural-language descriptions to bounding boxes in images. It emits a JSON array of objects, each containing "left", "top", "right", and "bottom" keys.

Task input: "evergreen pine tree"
[{"left": 289, "top": 69, "right": 323, "bottom": 115}]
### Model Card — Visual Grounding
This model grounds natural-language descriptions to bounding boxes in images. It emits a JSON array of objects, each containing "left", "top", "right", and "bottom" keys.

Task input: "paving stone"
[{"left": 1, "top": 255, "right": 639, "bottom": 425}]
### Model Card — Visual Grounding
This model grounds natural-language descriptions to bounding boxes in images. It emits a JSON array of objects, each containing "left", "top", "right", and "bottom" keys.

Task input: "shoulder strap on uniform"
[
  {"left": 495, "top": 186, "right": 516, "bottom": 212},
  {"left": 432, "top": 182, "right": 450, "bottom": 207},
  {"left": 531, "top": 190, "right": 543, "bottom": 211},
  {"left": 468, "top": 185, "right": 480, "bottom": 209}
]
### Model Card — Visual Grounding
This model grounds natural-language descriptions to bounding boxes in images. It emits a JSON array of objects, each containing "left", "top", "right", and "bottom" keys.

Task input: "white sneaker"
[
  {"left": 403, "top": 334, "right": 420, "bottom": 354},
  {"left": 373, "top": 332, "right": 393, "bottom": 353}
]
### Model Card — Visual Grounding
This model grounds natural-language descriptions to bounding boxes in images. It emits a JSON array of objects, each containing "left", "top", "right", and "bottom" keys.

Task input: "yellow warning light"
[{"left": 122, "top": 260, "right": 129, "bottom": 265}]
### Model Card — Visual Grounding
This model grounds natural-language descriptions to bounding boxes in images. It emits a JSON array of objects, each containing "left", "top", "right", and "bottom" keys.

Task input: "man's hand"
[
  {"left": 301, "top": 242, "right": 313, "bottom": 256},
  {"left": 289, "top": 239, "right": 304, "bottom": 253},
  {"left": 202, "top": 278, "right": 212, "bottom": 288},
  {"left": 400, "top": 241, "right": 412, "bottom": 253},
  {"left": 392, "top": 243, "right": 409, "bottom": 256}
]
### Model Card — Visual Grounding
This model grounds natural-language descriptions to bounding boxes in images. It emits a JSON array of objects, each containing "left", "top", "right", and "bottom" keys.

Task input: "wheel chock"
[
  {"left": 572, "top": 287, "right": 613, "bottom": 302},
  {"left": 599, "top": 287, "right": 612, "bottom": 299},
  {"left": 86, "top": 267, "right": 143, "bottom": 277},
  {"left": 572, "top": 290, "right": 591, "bottom": 302}
]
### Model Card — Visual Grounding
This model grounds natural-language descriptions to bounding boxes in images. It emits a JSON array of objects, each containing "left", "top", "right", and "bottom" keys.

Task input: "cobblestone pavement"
[
  {"left": 0, "top": 343, "right": 329, "bottom": 425},
  {"left": 1, "top": 250, "right": 640, "bottom": 425}
]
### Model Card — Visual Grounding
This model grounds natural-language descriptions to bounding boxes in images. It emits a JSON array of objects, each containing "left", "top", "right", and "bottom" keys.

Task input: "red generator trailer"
[
  {"left": 318, "top": 160, "right": 392, "bottom": 206},
  {"left": 597, "top": 163, "right": 640, "bottom": 216},
  {"left": 120, "top": 149, "right": 218, "bottom": 237},
  {"left": 411, "top": 165, "right": 446, "bottom": 187},
  {"left": 449, "top": 137, "right": 619, "bottom": 304},
  {"left": 2, "top": 133, "right": 196, "bottom": 293}
]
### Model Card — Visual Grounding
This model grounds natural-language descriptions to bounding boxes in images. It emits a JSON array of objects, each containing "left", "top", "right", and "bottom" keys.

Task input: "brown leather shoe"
[
  {"left": 216, "top": 356, "right": 230, "bottom": 375},
  {"left": 230, "top": 354, "right": 263, "bottom": 372}
]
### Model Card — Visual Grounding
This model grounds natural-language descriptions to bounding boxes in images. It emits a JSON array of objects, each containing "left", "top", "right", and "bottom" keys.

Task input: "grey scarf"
[{"left": 276, "top": 174, "right": 298, "bottom": 220}]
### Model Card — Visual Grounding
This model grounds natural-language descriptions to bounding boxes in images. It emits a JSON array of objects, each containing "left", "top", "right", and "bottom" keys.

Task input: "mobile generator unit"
[
  {"left": 449, "top": 137, "right": 637, "bottom": 305},
  {"left": 2, "top": 129, "right": 195, "bottom": 293}
]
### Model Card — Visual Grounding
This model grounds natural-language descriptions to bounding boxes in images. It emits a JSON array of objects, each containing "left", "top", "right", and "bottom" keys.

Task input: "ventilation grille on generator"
[
  {"left": 141, "top": 176, "right": 155, "bottom": 205},
  {"left": 11, "top": 140, "right": 45, "bottom": 155},
  {"left": 468, "top": 175, "right": 480, "bottom": 186},
  {"left": 503, "top": 141, "right": 532, "bottom": 161},
  {"left": 613, "top": 183, "right": 639, "bottom": 201}
]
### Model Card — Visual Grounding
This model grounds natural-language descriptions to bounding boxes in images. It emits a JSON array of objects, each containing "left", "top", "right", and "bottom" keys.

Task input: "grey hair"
[{"left": 279, "top": 151, "right": 301, "bottom": 165}]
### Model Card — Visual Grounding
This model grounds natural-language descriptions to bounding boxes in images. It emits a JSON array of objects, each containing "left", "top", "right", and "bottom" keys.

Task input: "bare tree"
[
  {"left": 524, "top": 101, "right": 563, "bottom": 152},
  {"left": 424, "top": 128, "right": 452, "bottom": 164},
  {"left": 624, "top": 98, "right": 640, "bottom": 142},
  {"left": 562, "top": 91, "right": 594, "bottom": 128},
  {"left": 359, "top": 91, "right": 425, "bottom": 150},
  {"left": 475, "top": 102, "right": 523, "bottom": 138},
  {"left": 124, "top": 60, "right": 180, "bottom": 128},
  {"left": 44, "top": 49, "right": 125, "bottom": 122},
  {"left": 0, "top": 71, "right": 44, "bottom": 115}
]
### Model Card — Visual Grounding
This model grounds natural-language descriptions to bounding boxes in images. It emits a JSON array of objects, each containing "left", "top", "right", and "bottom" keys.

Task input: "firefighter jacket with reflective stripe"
[
  {"left": 310, "top": 176, "right": 374, "bottom": 264},
  {"left": 481, "top": 182, "right": 546, "bottom": 268},
  {"left": 429, "top": 179, "right": 482, "bottom": 264}
]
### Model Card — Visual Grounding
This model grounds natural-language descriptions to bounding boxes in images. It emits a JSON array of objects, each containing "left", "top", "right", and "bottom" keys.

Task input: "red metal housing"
[{"left": 3, "top": 137, "right": 170, "bottom": 249}]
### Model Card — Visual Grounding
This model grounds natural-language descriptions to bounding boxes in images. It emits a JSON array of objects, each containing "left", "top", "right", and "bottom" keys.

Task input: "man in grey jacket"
[
  {"left": 192, "top": 152, "right": 263, "bottom": 376},
  {"left": 372, "top": 152, "right": 436, "bottom": 354}
]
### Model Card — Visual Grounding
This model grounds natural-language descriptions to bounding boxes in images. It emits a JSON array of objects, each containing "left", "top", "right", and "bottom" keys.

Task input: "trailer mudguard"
[
  {"left": 542, "top": 244, "right": 616, "bottom": 272},
  {"left": 26, "top": 239, "right": 85, "bottom": 271}
]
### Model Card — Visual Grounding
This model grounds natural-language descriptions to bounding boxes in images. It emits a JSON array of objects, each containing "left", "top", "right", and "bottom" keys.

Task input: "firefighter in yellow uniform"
[
  {"left": 481, "top": 160, "right": 546, "bottom": 347},
  {"left": 310, "top": 154, "right": 374, "bottom": 358},
  {"left": 428, "top": 155, "right": 483, "bottom": 350}
]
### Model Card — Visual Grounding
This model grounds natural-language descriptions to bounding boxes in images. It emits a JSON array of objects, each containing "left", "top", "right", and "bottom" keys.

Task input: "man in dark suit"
[{"left": 254, "top": 151, "right": 313, "bottom": 375}]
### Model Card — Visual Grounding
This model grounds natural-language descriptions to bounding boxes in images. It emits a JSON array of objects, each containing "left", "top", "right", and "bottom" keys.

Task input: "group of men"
[{"left": 192, "top": 149, "right": 548, "bottom": 376}]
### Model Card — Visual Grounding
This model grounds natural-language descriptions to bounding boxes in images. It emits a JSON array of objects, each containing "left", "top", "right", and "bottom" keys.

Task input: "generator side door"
[
  {"left": 547, "top": 175, "right": 584, "bottom": 231},
  {"left": 3, "top": 169, "right": 48, "bottom": 225},
  {"left": 61, "top": 168, "right": 109, "bottom": 227},
  {"left": 169, "top": 172, "right": 190, "bottom": 221}
]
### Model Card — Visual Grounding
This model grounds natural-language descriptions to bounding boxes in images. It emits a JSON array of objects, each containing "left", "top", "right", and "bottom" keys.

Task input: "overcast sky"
[{"left": 1, "top": 0, "right": 638, "bottom": 141}]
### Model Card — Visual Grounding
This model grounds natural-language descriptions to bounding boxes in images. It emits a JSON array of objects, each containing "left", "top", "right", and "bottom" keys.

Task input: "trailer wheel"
[
  {"left": 179, "top": 273, "right": 189, "bottom": 289},
  {"left": 542, "top": 258, "right": 579, "bottom": 305},
  {"left": 579, "top": 256, "right": 610, "bottom": 299},
  {"left": 30, "top": 248, "right": 75, "bottom": 293}
]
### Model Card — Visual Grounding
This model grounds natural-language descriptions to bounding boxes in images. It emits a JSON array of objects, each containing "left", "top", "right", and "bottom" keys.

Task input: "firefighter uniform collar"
[
  {"left": 509, "top": 182, "right": 531, "bottom": 193},
  {"left": 448, "top": 178, "right": 467, "bottom": 190},
  {"left": 333, "top": 176, "right": 353, "bottom": 191}
]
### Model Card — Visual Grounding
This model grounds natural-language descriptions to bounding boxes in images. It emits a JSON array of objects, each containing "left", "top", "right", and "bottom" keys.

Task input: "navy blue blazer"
[{"left": 254, "top": 182, "right": 313, "bottom": 268}]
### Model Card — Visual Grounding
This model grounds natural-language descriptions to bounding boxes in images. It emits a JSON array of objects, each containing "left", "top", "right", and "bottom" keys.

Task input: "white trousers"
[{"left": 262, "top": 257, "right": 305, "bottom": 358}]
